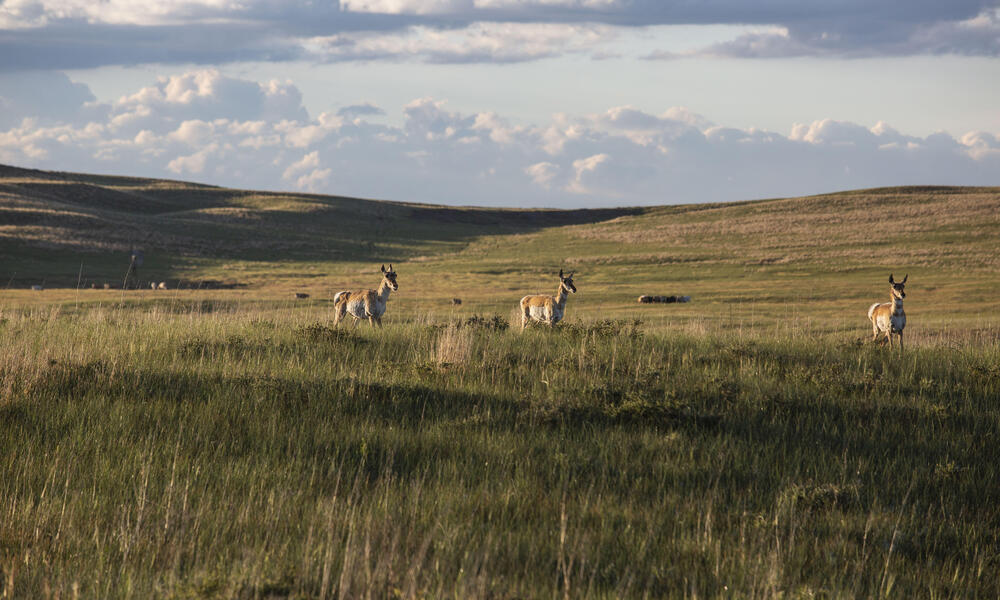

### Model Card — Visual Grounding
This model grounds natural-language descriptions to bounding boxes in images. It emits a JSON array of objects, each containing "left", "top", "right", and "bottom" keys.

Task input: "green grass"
[
  {"left": 3, "top": 166, "right": 1000, "bottom": 597},
  {"left": 1, "top": 305, "right": 999, "bottom": 598}
]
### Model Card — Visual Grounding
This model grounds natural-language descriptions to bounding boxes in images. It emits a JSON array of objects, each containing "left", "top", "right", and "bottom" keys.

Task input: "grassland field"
[{"left": 2, "top": 164, "right": 1000, "bottom": 598}]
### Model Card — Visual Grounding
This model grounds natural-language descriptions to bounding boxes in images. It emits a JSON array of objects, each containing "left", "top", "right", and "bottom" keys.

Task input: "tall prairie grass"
[{"left": 2, "top": 303, "right": 998, "bottom": 598}]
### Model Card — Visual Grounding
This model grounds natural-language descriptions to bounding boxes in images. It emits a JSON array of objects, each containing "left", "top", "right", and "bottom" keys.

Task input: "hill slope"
[
  {"left": 2, "top": 164, "right": 1000, "bottom": 342},
  {"left": 0, "top": 163, "right": 639, "bottom": 286}
]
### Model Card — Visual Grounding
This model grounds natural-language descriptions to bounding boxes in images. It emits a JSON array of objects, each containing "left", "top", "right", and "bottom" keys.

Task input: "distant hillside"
[
  {"left": 0, "top": 163, "right": 640, "bottom": 287},
  {"left": 2, "top": 163, "right": 999, "bottom": 291}
]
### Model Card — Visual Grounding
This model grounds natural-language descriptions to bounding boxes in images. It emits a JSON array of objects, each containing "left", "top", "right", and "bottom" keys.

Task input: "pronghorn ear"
[
  {"left": 389, "top": 264, "right": 393, "bottom": 272},
  {"left": 559, "top": 269, "right": 564, "bottom": 278},
  {"left": 381, "top": 264, "right": 386, "bottom": 273},
  {"left": 889, "top": 274, "right": 894, "bottom": 284},
  {"left": 902, "top": 274, "right": 907, "bottom": 283}
]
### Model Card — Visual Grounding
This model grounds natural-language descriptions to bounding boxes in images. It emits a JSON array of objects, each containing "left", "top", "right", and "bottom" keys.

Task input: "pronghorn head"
[
  {"left": 889, "top": 273, "right": 906, "bottom": 299},
  {"left": 381, "top": 264, "right": 399, "bottom": 291},
  {"left": 559, "top": 269, "right": 577, "bottom": 294}
]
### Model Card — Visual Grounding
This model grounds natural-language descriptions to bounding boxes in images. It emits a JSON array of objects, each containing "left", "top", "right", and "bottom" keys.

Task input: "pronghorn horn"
[
  {"left": 381, "top": 264, "right": 386, "bottom": 273},
  {"left": 889, "top": 274, "right": 894, "bottom": 284},
  {"left": 902, "top": 274, "right": 907, "bottom": 283},
  {"left": 389, "top": 264, "right": 393, "bottom": 272},
  {"left": 559, "top": 269, "right": 564, "bottom": 278}
]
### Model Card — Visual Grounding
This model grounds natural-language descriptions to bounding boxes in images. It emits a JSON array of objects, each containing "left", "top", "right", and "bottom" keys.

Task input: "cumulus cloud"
[
  {"left": 525, "top": 161, "right": 559, "bottom": 188},
  {"left": 1, "top": 69, "right": 998, "bottom": 207}
]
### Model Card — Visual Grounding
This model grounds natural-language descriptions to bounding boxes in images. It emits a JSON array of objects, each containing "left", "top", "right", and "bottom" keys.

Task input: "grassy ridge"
[{"left": 0, "top": 163, "right": 639, "bottom": 287}]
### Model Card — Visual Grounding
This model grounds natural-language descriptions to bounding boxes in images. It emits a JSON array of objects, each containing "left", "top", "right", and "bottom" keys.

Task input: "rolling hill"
[
  {"left": 3, "top": 163, "right": 1000, "bottom": 597},
  {"left": 2, "top": 162, "right": 999, "bottom": 340},
  {"left": 0, "top": 163, "right": 639, "bottom": 288}
]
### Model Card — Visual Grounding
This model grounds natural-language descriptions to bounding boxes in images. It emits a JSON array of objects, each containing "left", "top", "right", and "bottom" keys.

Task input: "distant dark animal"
[
  {"left": 295, "top": 292, "right": 310, "bottom": 299},
  {"left": 452, "top": 298, "right": 462, "bottom": 305},
  {"left": 639, "top": 295, "right": 686, "bottom": 304}
]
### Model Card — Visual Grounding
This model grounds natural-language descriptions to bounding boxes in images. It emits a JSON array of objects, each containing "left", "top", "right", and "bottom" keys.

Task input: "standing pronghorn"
[
  {"left": 868, "top": 273, "right": 907, "bottom": 351},
  {"left": 520, "top": 269, "right": 576, "bottom": 330},
  {"left": 333, "top": 264, "right": 399, "bottom": 328}
]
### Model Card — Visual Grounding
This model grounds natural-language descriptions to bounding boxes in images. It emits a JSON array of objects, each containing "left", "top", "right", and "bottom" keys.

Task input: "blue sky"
[{"left": 1, "top": 1, "right": 998, "bottom": 207}]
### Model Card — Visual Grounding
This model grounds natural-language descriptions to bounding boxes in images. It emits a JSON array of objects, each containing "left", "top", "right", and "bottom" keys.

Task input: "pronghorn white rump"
[
  {"left": 519, "top": 269, "right": 576, "bottom": 330},
  {"left": 868, "top": 273, "right": 907, "bottom": 351},
  {"left": 333, "top": 264, "right": 399, "bottom": 328}
]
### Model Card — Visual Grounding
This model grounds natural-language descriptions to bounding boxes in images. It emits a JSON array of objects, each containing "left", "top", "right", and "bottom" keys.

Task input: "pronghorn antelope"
[
  {"left": 868, "top": 274, "right": 907, "bottom": 351},
  {"left": 519, "top": 269, "right": 576, "bottom": 330},
  {"left": 333, "top": 264, "right": 399, "bottom": 328}
]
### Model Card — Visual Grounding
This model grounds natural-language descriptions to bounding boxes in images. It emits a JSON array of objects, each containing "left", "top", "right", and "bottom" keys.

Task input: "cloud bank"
[
  {"left": 1, "top": 1, "right": 998, "bottom": 71},
  {"left": 1, "top": 69, "right": 998, "bottom": 207}
]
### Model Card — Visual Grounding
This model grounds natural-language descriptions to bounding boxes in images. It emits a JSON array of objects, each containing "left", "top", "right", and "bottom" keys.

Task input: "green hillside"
[
  {"left": 0, "top": 163, "right": 639, "bottom": 288},
  {"left": 3, "top": 165, "right": 1000, "bottom": 598}
]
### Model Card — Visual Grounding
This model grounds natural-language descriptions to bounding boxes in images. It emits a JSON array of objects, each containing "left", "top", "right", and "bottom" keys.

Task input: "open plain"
[{"left": 2, "top": 164, "right": 1000, "bottom": 597}]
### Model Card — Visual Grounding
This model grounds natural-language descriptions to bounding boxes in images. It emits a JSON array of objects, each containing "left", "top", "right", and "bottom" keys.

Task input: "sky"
[{"left": 1, "top": 1, "right": 999, "bottom": 208}]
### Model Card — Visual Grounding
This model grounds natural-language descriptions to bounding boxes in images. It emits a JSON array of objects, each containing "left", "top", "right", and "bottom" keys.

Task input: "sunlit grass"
[{"left": 2, "top": 302, "right": 999, "bottom": 598}]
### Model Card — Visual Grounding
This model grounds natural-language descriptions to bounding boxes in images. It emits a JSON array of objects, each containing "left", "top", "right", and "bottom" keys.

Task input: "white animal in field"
[
  {"left": 519, "top": 269, "right": 576, "bottom": 330},
  {"left": 333, "top": 264, "right": 399, "bottom": 328},
  {"left": 868, "top": 273, "right": 907, "bottom": 351}
]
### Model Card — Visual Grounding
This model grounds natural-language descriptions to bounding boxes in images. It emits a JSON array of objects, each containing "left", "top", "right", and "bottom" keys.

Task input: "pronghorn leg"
[
  {"left": 352, "top": 317, "right": 360, "bottom": 328},
  {"left": 333, "top": 303, "right": 345, "bottom": 327},
  {"left": 898, "top": 331, "right": 904, "bottom": 353},
  {"left": 521, "top": 305, "right": 530, "bottom": 331},
  {"left": 871, "top": 321, "right": 879, "bottom": 342}
]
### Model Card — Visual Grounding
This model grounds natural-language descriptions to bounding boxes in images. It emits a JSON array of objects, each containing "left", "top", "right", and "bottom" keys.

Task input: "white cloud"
[
  {"left": 567, "top": 153, "right": 609, "bottom": 194},
  {"left": 525, "top": 161, "right": 559, "bottom": 188},
  {"left": 1, "top": 69, "right": 998, "bottom": 207},
  {"left": 167, "top": 146, "right": 215, "bottom": 174},
  {"left": 341, "top": 0, "right": 472, "bottom": 14},
  {"left": 282, "top": 150, "right": 322, "bottom": 180},
  {"left": 310, "top": 21, "right": 615, "bottom": 63},
  {"left": 294, "top": 167, "right": 333, "bottom": 191}
]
